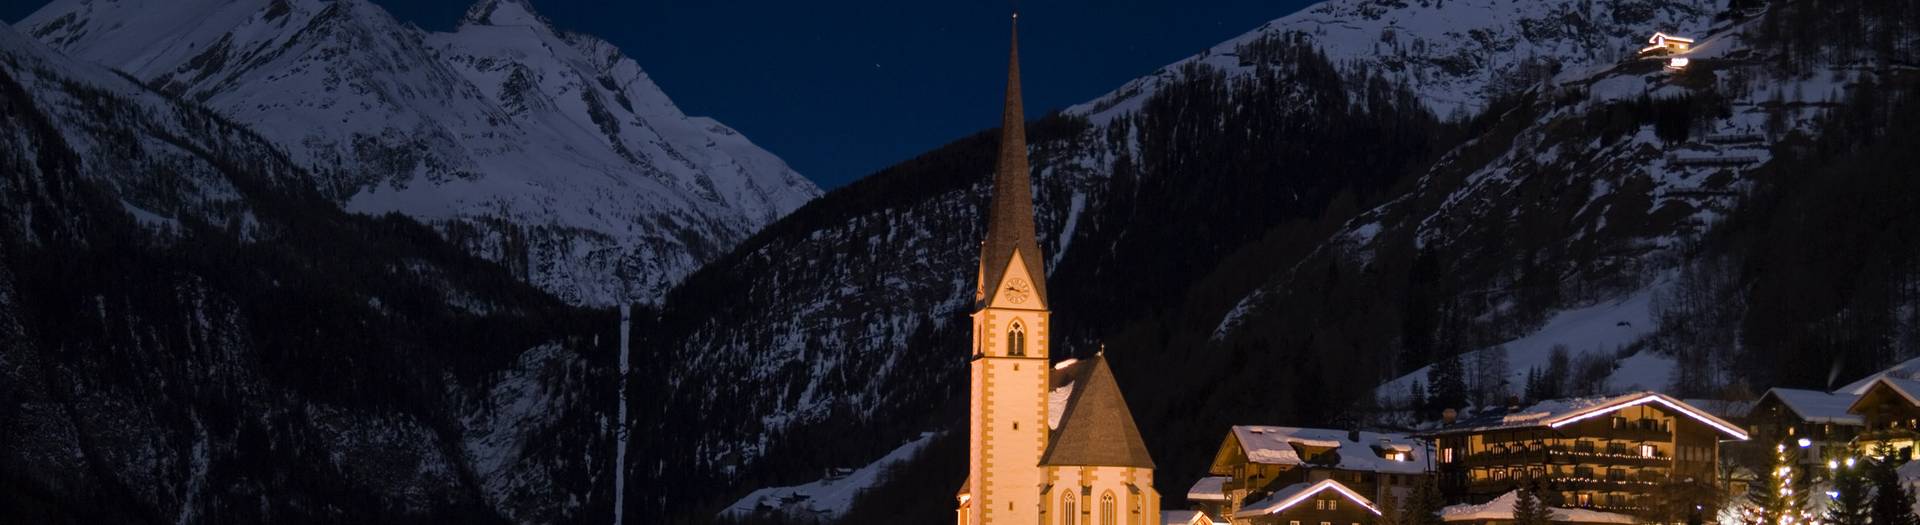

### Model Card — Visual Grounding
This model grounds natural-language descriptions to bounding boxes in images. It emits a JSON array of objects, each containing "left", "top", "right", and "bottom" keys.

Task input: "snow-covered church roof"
[{"left": 1041, "top": 355, "right": 1155, "bottom": 469}]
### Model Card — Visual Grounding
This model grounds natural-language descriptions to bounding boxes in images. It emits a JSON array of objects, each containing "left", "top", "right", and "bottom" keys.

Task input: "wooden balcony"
[{"left": 1461, "top": 448, "right": 1671, "bottom": 468}]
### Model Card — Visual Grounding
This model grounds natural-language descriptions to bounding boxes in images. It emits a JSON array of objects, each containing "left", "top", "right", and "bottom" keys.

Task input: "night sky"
[{"left": 4, "top": 0, "right": 1318, "bottom": 189}]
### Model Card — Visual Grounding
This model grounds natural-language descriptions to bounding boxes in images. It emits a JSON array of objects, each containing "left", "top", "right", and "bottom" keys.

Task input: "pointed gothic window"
[
  {"left": 1100, "top": 491, "right": 1116, "bottom": 525},
  {"left": 1008, "top": 322, "right": 1026, "bottom": 356},
  {"left": 1062, "top": 493, "right": 1076, "bottom": 525}
]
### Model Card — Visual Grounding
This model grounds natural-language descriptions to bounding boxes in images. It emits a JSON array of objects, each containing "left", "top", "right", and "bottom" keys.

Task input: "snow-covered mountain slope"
[
  {"left": 0, "top": 22, "right": 616, "bottom": 522},
  {"left": 18, "top": 0, "right": 820, "bottom": 306},
  {"left": 1211, "top": 7, "right": 1897, "bottom": 408},
  {"left": 1072, "top": 0, "right": 1725, "bottom": 122}
]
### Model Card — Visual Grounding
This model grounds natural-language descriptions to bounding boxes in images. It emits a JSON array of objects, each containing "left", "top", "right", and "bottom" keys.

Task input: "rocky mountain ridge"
[{"left": 19, "top": 0, "right": 821, "bottom": 306}]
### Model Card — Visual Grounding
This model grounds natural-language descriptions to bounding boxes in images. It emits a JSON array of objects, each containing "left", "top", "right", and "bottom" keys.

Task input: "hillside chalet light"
[{"left": 1798, "top": 438, "right": 1812, "bottom": 448}]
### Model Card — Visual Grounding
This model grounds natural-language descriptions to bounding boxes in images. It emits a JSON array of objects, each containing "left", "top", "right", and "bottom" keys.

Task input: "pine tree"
[
  {"left": 1512, "top": 484, "right": 1553, "bottom": 525},
  {"left": 1376, "top": 482, "right": 1405, "bottom": 525},
  {"left": 1746, "top": 444, "right": 1807, "bottom": 525},
  {"left": 1404, "top": 477, "right": 1447, "bottom": 525},
  {"left": 1428, "top": 353, "right": 1467, "bottom": 415},
  {"left": 1868, "top": 452, "right": 1919, "bottom": 525},
  {"left": 1825, "top": 455, "right": 1870, "bottom": 525}
]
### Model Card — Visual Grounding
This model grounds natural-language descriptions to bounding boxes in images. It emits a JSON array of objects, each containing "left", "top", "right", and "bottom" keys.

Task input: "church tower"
[
  {"left": 958, "top": 13, "right": 1158, "bottom": 525},
  {"left": 961, "top": 12, "right": 1052, "bottom": 525}
]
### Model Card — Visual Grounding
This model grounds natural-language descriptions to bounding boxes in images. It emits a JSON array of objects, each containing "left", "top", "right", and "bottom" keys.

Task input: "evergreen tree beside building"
[
  {"left": 1404, "top": 477, "right": 1447, "bottom": 525},
  {"left": 1824, "top": 456, "right": 1870, "bottom": 525},
  {"left": 1868, "top": 452, "right": 1919, "bottom": 525},
  {"left": 1511, "top": 484, "right": 1552, "bottom": 525}
]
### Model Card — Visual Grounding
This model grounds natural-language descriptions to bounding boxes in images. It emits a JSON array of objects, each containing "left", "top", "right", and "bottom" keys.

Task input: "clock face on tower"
[{"left": 1004, "top": 278, "right": 1032, "bottom": 304}]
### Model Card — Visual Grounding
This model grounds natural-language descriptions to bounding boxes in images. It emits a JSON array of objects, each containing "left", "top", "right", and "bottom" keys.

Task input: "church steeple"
[{"left": 977, "top": 11, "right": 1049, "bottom": 310}]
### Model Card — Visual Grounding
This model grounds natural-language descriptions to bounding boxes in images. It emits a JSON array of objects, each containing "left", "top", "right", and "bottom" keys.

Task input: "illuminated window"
[
  {"left": 1329, "top": 498, "right": 1338, "bottom": 510},
  {"left": 1101, "top": 492, "right": 1115, "bottom": 525},
  {"left": 1441, "top": 448, "right": 1455, "bottom": 463},
  {"left": 1640, "top": 444, "right": 1655, "bottom": 458},
  {"left": 1008, "top": 322, "right": 1026, "bottom": 356},
  {"left": 1063, "top": 493, "right": 1076, "bottom": 525}
]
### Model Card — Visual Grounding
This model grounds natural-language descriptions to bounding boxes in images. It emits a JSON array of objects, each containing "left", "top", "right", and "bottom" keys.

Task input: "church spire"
[{"left": 978, "top": 11, "right": 1048, "bottom": 309}]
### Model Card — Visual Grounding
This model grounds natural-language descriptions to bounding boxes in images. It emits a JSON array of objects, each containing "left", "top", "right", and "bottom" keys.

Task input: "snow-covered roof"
[
  {"left": 1187, "top": 476, "right": 1230, "bottom": 502},
  {"left": 1442, "top": 490, "right": 1637, "bottom": 524},
  {"left": 1851, "top": 377, "right": 1920, "bottom": 410},
  {"left": 1841, "top": 357, "right": 1920, "bottom": 395},
  {"left": 1756, "top": 388, "right": 1863, "bottom": 425},
  {"left": 1229, "top": 426, "right": 1429, "bottom": 474},
  {"left": 1649, "top": 32, "right": 1696, "bottom": 44},
  {"left": 1164, "top": 510, "right": 1227, "bottom": 525},
  {"left": 1234, "top": 479, "right": 1382, "bottom": 518},
  {"left": 1431, "top": 392, "right": 1748, "bottom": 440}
]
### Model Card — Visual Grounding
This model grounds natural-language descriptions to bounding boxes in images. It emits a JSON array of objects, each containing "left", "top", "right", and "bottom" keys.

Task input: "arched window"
[
  {"left": 1007, "top": 322, "right": 1026, "bottom": 356},
  {"left": 1100, "top": 491, "right": 1116, "bottom": 525},
  {"left": 1062, "top": 493, "right": 1076, "bottom": 525}
]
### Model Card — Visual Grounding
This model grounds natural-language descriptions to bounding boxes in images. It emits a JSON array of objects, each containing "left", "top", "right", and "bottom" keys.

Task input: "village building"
[
  {"left": 956, "top": 13, "right": 1160, "bottom": 525},
  {"left": 1844, "top": 377, "right": 1920, "bottom": 460},
  {"left": 1232, "top": 479, "right": 1383, "bottom": 525},
  {"left": 1189, "top": 426, "right": 1427, "bottom": 525},
  {"left": 1744, "top": 388, "right": 1862, "bottom": 466},
  {"left": 1423, "top": 392, "right": 1747, "bottom": 514}
]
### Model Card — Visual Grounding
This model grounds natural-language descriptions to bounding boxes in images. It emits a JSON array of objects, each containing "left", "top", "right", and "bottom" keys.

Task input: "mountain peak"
[{"left": 460, "top": 0, "right": 551, "bottom": 29}]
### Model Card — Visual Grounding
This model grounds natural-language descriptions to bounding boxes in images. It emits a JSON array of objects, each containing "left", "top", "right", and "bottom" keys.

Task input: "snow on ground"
[
  {"left": 719, "top": 432, "right": 938, "bottom": 521},
  {"left": 1377, "top": 280, "right": 1670, "bottom": 403}
]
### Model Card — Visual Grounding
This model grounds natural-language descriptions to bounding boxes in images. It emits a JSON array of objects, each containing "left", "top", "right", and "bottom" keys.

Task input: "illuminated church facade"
[{"left": 955, "top": 14, "right": 1161, "bottom": 525}]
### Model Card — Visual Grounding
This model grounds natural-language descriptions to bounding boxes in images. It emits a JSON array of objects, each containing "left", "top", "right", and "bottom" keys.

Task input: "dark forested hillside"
[
  {"left": 637, "top": 30, "right": 1453, "bottom": 523},
  {"left": 0, "top": 27, "right": 619, "bottom": 523}
]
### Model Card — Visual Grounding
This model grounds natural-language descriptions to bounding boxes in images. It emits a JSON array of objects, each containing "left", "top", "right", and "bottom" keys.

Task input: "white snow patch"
[{"left": 719, "top": 432, "right": 938, "bottom": 521}]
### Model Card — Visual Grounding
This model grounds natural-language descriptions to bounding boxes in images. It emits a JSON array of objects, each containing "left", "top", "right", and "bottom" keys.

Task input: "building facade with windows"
[{"left": 1423, "top": 392, "right": 1747, "bottom": 514}]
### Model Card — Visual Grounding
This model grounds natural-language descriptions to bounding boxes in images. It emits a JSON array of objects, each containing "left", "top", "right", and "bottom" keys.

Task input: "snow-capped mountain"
[
  {"left": 1073, "top": 0, "right": 1725, "bottom": 122},
  {"left": 19, "top": 0, "right": 820, "bottom": 306},
  {"left": 0, "top": 21, "right": 617, "bottom": 522}
]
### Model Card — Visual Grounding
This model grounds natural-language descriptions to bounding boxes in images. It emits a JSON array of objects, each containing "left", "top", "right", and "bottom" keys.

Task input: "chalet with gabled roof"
[
  {"left": 1192, "top": 426, "right": 1428, "bottom": 524},
  {"left": 1846, "top": 377, "right": 1920, "bottom": 459},
  {"left": 1745, "top": 388, "right": 1862, "bottom": 466}
]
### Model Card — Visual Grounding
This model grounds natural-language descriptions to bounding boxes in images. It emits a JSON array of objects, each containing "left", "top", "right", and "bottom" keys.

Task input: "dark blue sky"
[{"left": 6, "top": 0, "right": 1317, "bottom": 189}]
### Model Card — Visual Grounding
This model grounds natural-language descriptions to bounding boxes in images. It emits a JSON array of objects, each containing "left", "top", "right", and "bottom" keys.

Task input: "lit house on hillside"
[
  {"left": 1422, "top": 392, "right": 1747, "bottom": 514},
  {"left": 1642, "top": 32, "right": 1695, "bottom": 54},
  {"left": 1189, "top": 426, "right": 1427, "bottom": 525}
]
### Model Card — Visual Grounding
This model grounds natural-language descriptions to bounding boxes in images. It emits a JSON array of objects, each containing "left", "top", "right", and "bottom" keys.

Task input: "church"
[{"left": 955, "top": 14, "right": 1162, "bottom": 525}]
